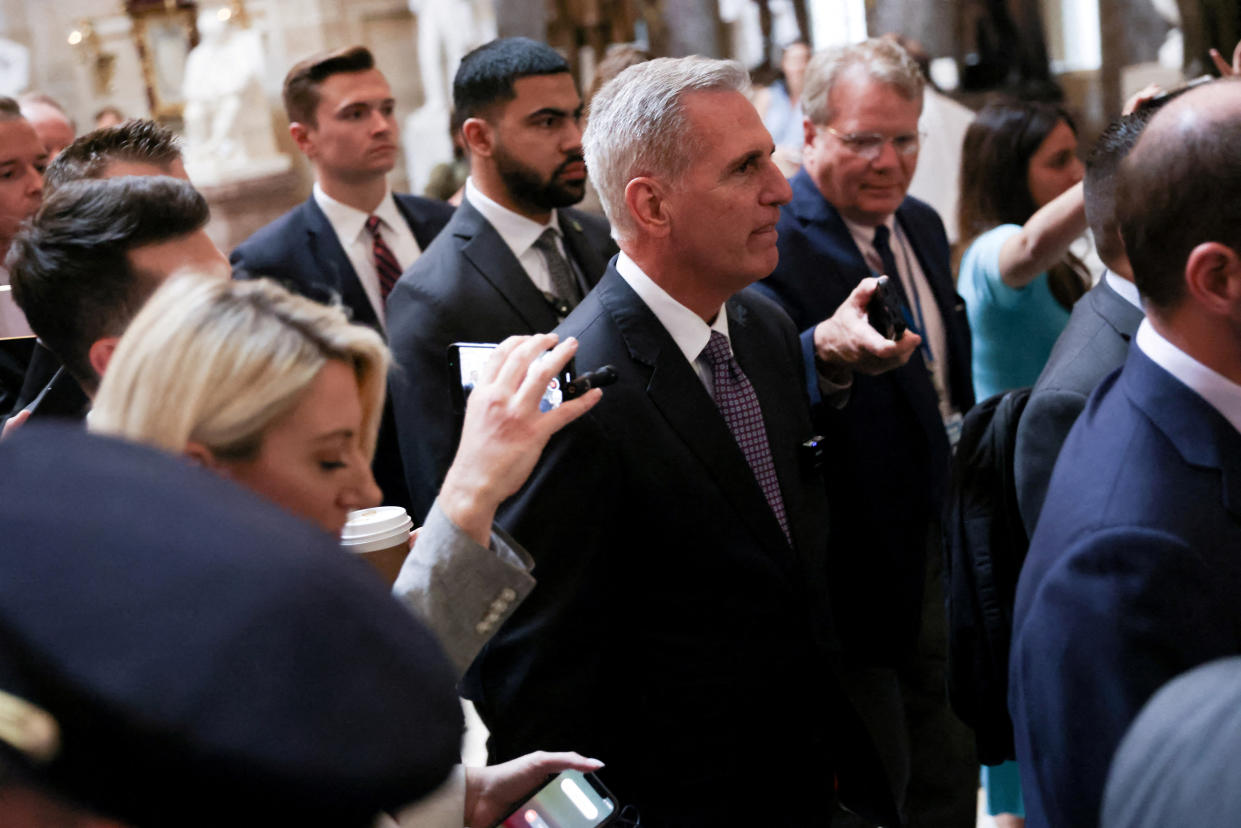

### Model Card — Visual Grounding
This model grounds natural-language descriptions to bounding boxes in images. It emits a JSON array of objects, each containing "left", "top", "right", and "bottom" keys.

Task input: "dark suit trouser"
[{"left": 832, "top": 523, "right": 978, "bottom": 828}]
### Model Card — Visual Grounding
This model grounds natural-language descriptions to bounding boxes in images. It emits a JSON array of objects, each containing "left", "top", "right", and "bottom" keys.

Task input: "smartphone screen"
[
  {"left": 499, "top": 770, "right": 616, "bottom": 828},
  {"left": 449, "top": 342, "right": 571, "bottom": 411}
]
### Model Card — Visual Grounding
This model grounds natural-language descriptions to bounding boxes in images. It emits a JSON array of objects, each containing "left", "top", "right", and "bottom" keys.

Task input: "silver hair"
[
  {"left": 802, "top": 38, "right": 924, "bottom": 126},
  {"left": 583, "top": 56, "right": 750, "bottom": 243}
]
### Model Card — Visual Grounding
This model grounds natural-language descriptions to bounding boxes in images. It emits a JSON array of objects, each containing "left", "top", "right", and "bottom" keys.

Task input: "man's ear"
[
  {"left": 289, "top": 121, "right": 314, "bottom": 156},
  {"left": 461, "top": 117, "right": 494, "bottom": 159},
  {"left": 87, "top": 337, "right": 119, "bottom": 385},
  {"left": 624, "top": 177, "right": 670, "bottom": 239},
  {"left": 184, "top": 440, "right": 224, "bottom": 472},
  {"left": 802, "top": 117, "right": 817, "bottom": 151},
  {"left": 1184, "top": 241, "right": 1241, "bottom": 316}
]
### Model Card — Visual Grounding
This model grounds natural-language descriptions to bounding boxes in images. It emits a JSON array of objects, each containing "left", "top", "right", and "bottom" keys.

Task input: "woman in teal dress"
[
  {"left": 954, "top": 98, "right": 1091, "bottom": 827},
  {"left": 956, "top": 99, "right": 1090, "bottom": 402}
]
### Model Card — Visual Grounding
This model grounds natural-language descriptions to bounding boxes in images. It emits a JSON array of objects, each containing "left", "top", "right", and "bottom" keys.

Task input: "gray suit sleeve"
[
  {"left": 392, "top": 500, "right": 536, "bottom": 677},
  {"left": 1014, "top": 387, "right": 1089, "bottom": 538}
]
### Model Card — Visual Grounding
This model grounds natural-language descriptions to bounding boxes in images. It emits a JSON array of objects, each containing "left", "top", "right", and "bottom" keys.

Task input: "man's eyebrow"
[
  {"left": 335, "top": 97, "right": 395, "bottom": 112},
  {"left": 726, "top": 148, "right": 766, "bottom": 171},
  {"left": 525, "top": 106, "right": 571, "bottom": 120}
]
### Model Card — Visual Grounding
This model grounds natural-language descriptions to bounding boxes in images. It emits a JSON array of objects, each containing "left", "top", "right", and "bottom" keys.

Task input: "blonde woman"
[
  {"left": 91, "top": 272, "right": 605, "bottom": 826},
  {"left": 93, "top": 272, "right": 601, "bottom": 662}
]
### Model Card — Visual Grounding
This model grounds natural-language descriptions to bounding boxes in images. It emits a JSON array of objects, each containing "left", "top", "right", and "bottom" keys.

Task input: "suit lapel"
[
  {"left": 1091, "top": 275, "right": 1144, "bottom": 342},
  {"left": 393, "top": 194, "right": 436, "bottom": 251},
  {"left": 790, "top": 171, "right": 871, "bottom": 281},
  {"left": 596, "top": 272, "right": 798, "bottom": 565},
  {"left": 302, "top": 197, "right": 380, "bottom": 330},
  {"left": 557, "top": 209, "right": 609, "bottom": 293},
  {"left": 1123, "top": 346, "right": 1241, "bottom": 520},
  {"left": 454, "top": 199, "right": 561, "bottom": 332}
]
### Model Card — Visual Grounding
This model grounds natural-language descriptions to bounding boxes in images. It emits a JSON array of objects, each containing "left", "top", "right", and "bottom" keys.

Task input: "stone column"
[
  {"left": 495, "top": 0, "right": 547, "bottom": 41},
  {"left": 663, "top": 0, "right": 723, "bottom": 57}
]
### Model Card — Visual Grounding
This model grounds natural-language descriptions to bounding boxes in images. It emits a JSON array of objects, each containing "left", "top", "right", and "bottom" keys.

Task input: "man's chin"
[{"left": 545, "top": 181, "right": 586, "bottom": 209}]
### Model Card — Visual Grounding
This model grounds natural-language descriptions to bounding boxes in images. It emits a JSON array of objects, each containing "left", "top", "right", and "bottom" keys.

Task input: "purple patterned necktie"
[
  {"left": 700, "top": 330, "right": 792, "bottom": 545},
  {"left": 365, "top": 215, "right": 402, "bottom": 303}
]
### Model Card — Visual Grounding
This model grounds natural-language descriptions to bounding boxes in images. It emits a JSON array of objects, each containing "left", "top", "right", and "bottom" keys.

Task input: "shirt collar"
[
  {"left": 841, "top": 213, "right": 896, "bottom": 252},
  {"left": 1104, "top": 269, "right": 1143, "bottom": 310},
  {"left": 1136, "top": 317, "right": 1241, "bottom": 435},
  {"left": 312, "top": 182, "right": 402, "bottom": 243},
  {"left": 465, "top": 178, "right": 561, "bottom": 258},
  {"left": 614, "top": 252, "right": 728, "bottom": 365}
]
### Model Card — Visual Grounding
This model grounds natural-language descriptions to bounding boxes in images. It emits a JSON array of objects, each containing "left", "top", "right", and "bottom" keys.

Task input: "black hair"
[
  {"left": 1083, "top": 88, "right": 1189, "bottom": 269},
  {"left": 957, "top": 97, "right": 1087, "bottom": 310},
  {"left": 45, "top": 120, "right": 182, "bottom": 193},
  {"left": 7, "top": 176, "right": 210, "bottom": 393},
  {"left": 453, "top": 37, "right": 570, "bottom": 121}
]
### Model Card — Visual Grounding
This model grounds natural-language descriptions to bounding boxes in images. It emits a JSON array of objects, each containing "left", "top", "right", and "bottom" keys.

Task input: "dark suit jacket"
[
  {"left": 465, "top": 266, "right": 894, "bottom": 826},
  {"left": 230, "top": 193, "right": 454, "bottom": 513},
  {"left": 385, "top": 197, "right": 615, "bottom": 523},
  {"left": 1, "top": 341, "right": 89, "bottom": 430},
  {"left": 1013, "top": 275, "right": 1143, "bottom": 536},
  {"left": 1010, "top": 344, "right": 1241, "bottom": 828},
  {"left": 230, "top": 193, "right": 453, "bottom": 330},
  {"left": 752, "top": 171, "right": 974, "bottom": 662}
]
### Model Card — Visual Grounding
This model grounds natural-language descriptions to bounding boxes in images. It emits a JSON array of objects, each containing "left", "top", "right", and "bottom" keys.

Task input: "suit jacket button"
[{"left": 501, "top": 588, "right": 517, "bottom": 601}]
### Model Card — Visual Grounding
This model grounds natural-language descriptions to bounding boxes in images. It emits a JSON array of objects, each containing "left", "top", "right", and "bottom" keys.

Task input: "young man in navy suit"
[
  {"left": 754, "top": 38, "right": 976, "bottom": 827},
  {"left": 1010, "top": 78, "right": 1241, "bottom": 828},
  {"left": 231, "top": 46, "right": 454, "bottom": 511},
  {"left": 385, "top": 38, "right": 614, "bottom": 523}
]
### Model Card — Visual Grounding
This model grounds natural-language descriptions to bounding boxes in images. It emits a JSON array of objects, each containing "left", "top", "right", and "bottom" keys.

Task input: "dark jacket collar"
[{"left": 1123, "top": 344, "right": 1241, "bottom": 519}]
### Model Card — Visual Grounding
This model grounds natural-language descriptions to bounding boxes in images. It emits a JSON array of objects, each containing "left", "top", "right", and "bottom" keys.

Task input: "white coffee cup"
[{"left": 341, "top": 506, "right": 413, "bottom": 585}]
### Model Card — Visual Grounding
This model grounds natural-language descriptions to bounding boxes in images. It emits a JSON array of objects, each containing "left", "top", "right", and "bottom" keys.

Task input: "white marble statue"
[
  {"left": 181, "top": 9, "right": 290, "bottom": 186},
  {"left": 0, "top": 37, "right": 30, "bottom": 98},
  {"left": 404, "top": 0, "right": 495, "bottom": 196}
]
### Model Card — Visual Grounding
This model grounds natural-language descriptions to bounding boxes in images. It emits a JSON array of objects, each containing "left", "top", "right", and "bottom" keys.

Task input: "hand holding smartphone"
[
  {"left": 493, "top": 770, "right": 619, "bottom": 828},
  {"left": 866, "top": 275, "right": 907, "bottom": 341},
  {"left": 447, "top": 342, "right": 617, "bottom": 412}
]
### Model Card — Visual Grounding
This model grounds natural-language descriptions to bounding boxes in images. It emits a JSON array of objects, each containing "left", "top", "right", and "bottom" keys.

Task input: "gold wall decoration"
[
  {"left": 67, "top": 19, "right": 117, "bottom": 96},
  {"left": 126, "top": 0, "right": 200, "bottom": 124}
]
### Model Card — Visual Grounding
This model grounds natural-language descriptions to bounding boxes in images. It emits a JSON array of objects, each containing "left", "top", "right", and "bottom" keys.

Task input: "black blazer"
[
  {"left": 752, "top": 170, "right": 974, "bottom": 663},
  {"left": 385, "top": 197, "right": 615, "bottom": 523},
  {"left": 1013, "top": 274, "right": 1143, "bottom": 535},
  {"left": 230, "top": 193, "right": 454, "bottom": 513},
  {"left": 465, "top": 266, "right": 896, "bottom": 826},
  {"left": 230, "top": 193, "right": 454, "bottom": 331},
  {"left": 1, "top": 341, "right": 88, "bottom": 428}
]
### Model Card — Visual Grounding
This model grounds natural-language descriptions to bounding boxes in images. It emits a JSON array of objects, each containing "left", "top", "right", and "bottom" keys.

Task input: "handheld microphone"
[{"left": 564, "top": 365, "right": 618, "bottom": 399}]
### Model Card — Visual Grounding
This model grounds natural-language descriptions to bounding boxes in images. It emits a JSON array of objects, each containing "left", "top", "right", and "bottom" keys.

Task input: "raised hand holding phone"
[{"left": 438, "top": 334, "right": 604, "bottom": 546}]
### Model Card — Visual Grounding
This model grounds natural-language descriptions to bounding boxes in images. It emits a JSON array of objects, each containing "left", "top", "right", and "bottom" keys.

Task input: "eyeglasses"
[{"left": 821, "top": 125, "right": 923, "bottom": 160}]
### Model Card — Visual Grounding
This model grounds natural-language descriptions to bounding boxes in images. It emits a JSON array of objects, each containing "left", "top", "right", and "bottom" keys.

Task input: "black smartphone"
[
  {"left": 446, "top": 342, "right": 573, "bottom": 412},
  {"left": 492, "top": 770, "right": 619, "bottom": 828},
  {"left": 866, "top": 275, "right": 907, "bottom": 341}
]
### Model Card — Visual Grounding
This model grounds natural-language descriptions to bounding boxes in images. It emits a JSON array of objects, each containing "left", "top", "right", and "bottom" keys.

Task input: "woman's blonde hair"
[{"left": 91, "top": 273, "right": 389, "bottom": 462}]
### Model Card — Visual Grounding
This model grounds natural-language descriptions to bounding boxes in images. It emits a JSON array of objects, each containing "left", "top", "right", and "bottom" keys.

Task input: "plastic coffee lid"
[{"left": 340, "top": 506, "right": 412, "bottom": 548}]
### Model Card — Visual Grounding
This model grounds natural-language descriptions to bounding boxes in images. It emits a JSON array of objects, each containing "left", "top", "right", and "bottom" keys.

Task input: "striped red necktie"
[{"left": 365, "top": 215, "right": 402, "bottom": 303}]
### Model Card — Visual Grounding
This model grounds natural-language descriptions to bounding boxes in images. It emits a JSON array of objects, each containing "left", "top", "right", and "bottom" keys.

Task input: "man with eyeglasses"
[{"left": 753, "top": 37, "right": 977, "bottom": 828}]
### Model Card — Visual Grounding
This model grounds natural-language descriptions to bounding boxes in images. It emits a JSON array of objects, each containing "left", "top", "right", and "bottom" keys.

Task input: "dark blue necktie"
[{"left": 872, "top": 224, "right": 909, "bottom": 306}]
